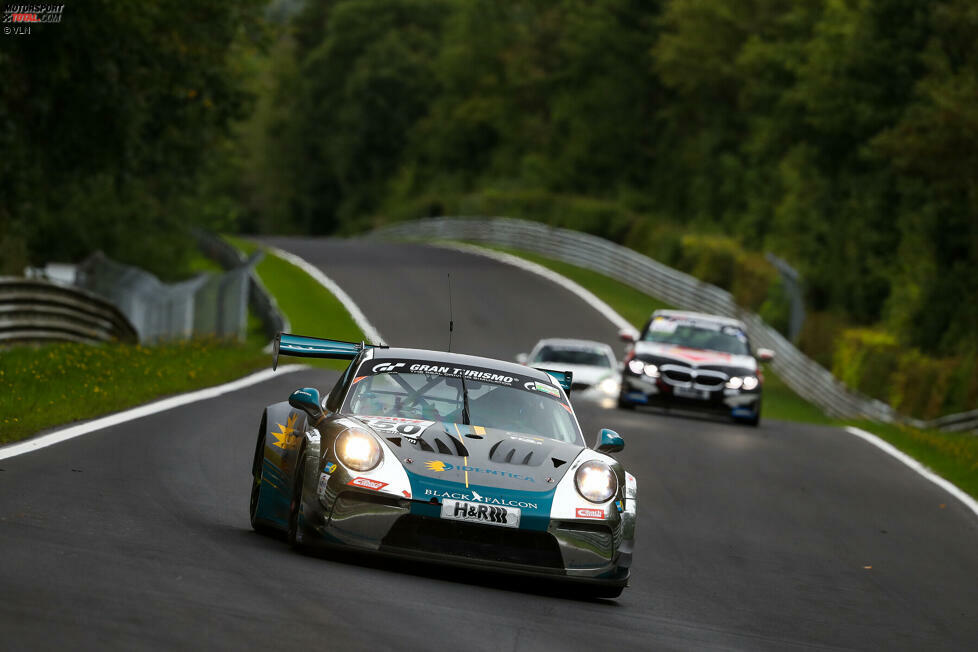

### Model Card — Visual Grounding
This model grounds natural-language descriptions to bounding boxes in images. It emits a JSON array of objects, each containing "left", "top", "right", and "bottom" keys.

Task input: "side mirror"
[
  {"left": 756, "top": 348, "right": 775, "bottom": 362},
  {"left": 618, "top": 328, "right": 636, "bottom": 343},
  {"left": 516, "top": 353, "right": 528, "bottom": 365},
  {"left": 289, "top": 387, "right": 324, "bottom": 423},
  {"left": 595, "top": 428, "right": 624, "bottom": 454}
]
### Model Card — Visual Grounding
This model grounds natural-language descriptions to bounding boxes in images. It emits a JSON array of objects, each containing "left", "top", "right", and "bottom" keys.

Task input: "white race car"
[{"left": 518, "top": 338, "right": 619, "bottom": 395}]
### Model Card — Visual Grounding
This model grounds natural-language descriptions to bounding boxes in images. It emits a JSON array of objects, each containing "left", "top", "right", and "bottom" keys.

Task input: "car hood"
[
  {"left": 351, "top": 415, "right": 586, "bottom": 493},
  {"left": 633, "top": 341, "right": 756, "bottom": 372}
]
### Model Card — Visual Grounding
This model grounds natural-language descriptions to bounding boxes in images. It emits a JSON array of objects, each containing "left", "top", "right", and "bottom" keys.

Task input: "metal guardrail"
[
  {"left": 370, "top": 217, "right": 977, "bottom": 433},
  {"left": 75, "top": 251, "right": 252, "bottom": 343},
  {"left": 0, "top": 277, "right": 138, "bottom": 345},
  {"left": 196, "top": 232, "right": 289, "bottom": 342}
]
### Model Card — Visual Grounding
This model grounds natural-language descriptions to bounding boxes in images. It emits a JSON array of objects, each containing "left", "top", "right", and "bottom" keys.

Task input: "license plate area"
[
  {"left": 441, "top": 499, "right": 520, "bottom": 529},
  {"left": 674, "top": 386, "right": 709, "bottom": 400}
]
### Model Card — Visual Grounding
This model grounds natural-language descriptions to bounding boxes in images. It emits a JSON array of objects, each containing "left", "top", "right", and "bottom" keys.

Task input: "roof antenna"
[{"left": 447, "top": 273, "right": 454, "bottom": 352}]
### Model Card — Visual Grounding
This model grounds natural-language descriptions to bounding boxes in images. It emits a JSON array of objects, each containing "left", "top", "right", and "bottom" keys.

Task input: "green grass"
[
  {"left": 0, "top": 339, "right": 268, "bottom": 444},
  {"left": 0, "top": 237, "right": 369, "bottom": 444},
  {"left": 184, "top": 248, "right": 225, "bottom": 275},
  {"left": 847, "top": 420, "right": 978, "bottom": 499},
  {"left": 463, "top": 241, "right": 978, "bottom": 498},
  {"left": 224, "top": 236, "right": 364, "bottom": 369},
  {"left": 759, "top": 364, "right": 834, "bottom": 425}
]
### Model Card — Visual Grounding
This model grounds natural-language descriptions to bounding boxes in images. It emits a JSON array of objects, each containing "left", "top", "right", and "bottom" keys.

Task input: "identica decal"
[{"left": 423, "top": 460, "right": 535, "bottom": 482}]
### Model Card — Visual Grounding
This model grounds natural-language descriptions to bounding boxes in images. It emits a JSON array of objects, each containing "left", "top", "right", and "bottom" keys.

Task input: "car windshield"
[
  {"left": 342, "top": 360, "right": 582, "bottom": 444},
  {"left": 532, "top": 345, "right": 611, "bottom": 368},
  {"left": 641, "top": 317, "right": 750, "bottom": 355}
]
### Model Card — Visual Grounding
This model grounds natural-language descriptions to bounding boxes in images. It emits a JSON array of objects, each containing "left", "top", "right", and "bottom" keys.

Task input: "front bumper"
[
  {"left": 619, "top": 373, "right": 760, "bottom": 419},
  {"left": 298, "top": 488, "right": 632, "bottom": 588}
]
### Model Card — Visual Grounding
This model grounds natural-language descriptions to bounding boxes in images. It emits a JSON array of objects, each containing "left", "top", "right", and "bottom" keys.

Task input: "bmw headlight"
[
  {"left": 726, "top": 376, "right": 743, "bottom": 389},
  {"left": 575, "top": 460, "right": 618, "bottom": 504},
  {"left": 335, "top": 428, "right": 381, "bottom": 472},
  {"left": 742, "top": 376, "right": 759, "bottom": 391},
  {"left": 628, "top": 359, "right": 659, "bottom": 378}
]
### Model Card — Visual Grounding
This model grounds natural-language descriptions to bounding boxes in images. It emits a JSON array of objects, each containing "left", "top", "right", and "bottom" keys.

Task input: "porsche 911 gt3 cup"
[
  {"left": 618, "top": 310, "right": 774, "bottom": 425},
  {"left": 249, "top": 334, "right": 637, "bottom": 598}
]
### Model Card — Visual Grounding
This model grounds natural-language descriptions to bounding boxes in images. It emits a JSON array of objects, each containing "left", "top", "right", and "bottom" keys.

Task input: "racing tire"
[
  {"left": 249, "top": 429, "right": 277, "bottom": 536},
  {"left": 287, "top": 447, "right": 309, "bottom": 551}
]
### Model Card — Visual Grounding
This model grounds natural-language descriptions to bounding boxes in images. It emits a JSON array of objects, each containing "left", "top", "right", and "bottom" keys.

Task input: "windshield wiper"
[{"left": 459, "top": 375, "right": 471, "bottom": 425}]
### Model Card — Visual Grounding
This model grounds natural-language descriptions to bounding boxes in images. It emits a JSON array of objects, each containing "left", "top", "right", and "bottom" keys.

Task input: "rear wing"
[
  {"left": 272, "top": 333, "right": 385, "bottom": 370},
  {"left": 535, "top": 368, "right": 574, "bottom": 394}
]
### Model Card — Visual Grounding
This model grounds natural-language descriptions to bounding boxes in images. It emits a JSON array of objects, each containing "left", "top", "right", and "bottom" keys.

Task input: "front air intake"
[
  {"left": 488, "top": 440, "right": 551, "bottom": 466},
  {"left": 416, "top": 431, "right": 469, "bottom": 457}
]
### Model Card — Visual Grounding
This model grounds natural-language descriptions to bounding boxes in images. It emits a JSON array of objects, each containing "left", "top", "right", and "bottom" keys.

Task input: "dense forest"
[{"left": 1, "top": 0, "right": 975, "bottom": 416}]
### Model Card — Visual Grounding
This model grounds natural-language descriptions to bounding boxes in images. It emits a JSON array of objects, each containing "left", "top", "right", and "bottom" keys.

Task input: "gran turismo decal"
[
  {"left": 318, "top": 473, "right": 331, "bottom": 497},
  {"left": 271, "top": 413, "right": 300, "bottom": 449},
  {"left": 576, "top": 507, "right": 605, "bottom": 519},
  {"left": 423, "top": 488, "right": 538, "bottom": 509},
  {"left": 372, "top": 362, "right": 406, "bottom": 374},
  {"left": 422, "top": 460, "right": 535, "bottom": 482},
  {"left": 347, "top": 477, "right": 388, "bottom": 491}
]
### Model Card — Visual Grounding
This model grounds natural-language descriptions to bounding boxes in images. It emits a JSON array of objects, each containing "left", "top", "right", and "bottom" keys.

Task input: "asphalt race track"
[{"left": 2, "top": 238, "right": 976, "bottom": 651}]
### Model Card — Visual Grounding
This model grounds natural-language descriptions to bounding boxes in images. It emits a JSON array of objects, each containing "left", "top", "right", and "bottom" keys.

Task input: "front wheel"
[
  {"left": 250, "top": 432, "right": 276, "bottom": 535},
  {"left": 287, "top": 452, "right": 308, "bottom": 550}
]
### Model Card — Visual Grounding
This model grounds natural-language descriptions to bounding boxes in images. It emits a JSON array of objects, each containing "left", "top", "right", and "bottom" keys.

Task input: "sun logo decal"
[
  {"left": 271, "top": 413, "right": 300, "bottom": 450},
  {"left": 425, "top": 460, "right": 448, "bottom": 472}
]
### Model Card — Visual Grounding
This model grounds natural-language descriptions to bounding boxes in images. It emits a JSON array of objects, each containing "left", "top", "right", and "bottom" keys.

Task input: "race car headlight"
[
  {"left": 335, "top": 429, "right": 381, "bottom": 472},
  {"left": 726, "top": 376, "right": 743, "bottom": 389},
  {"left": 628, "top": 359, "right": 659, "bottom": 378},
  {"left": 742, "top": 376, "right": 759, "bottom": 391},
  {"left": 575, "top": 460, "right": 618, "bottom": 504},
  {"left": 598, "top": 377, "right": 619, "bottom": 394}
]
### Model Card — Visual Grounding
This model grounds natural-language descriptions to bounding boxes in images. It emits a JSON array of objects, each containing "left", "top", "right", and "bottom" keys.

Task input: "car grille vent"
[
  {"left": 488, "top": 440, "right": 550, "bottom": 467},
  {"left": 551, "top": 458, "right": 566, "bottom": 468},
  {"left": 416, "top": 431, "right": 469, "bottom": 457},
  {"left": 382, "top": 516, "right": 564, "bottom": 568},
  {"left": 386, "top": 437, "right": 402, "bottom": 447}
]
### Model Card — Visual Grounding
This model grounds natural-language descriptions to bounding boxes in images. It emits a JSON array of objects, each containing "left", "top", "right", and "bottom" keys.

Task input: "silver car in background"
[{"left": 518, "top": 338, "right": 619, "bottom": 395}]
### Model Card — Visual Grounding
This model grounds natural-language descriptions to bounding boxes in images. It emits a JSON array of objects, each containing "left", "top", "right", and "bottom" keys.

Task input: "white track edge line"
[
  {"left": 0, "top": 365, "right": 307, "bottom": 461},
  {"left": 435, "top": 242, "right": 638, "bottom": 336},
  {"left": 845, "top": 427, "right": 978, "bottom": 519},
  {"left": 440, "top": 242, "right": 977, "bottom": 521},
  {"left": 267, "top": 246, "right": 385, "bottom": 345}
]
